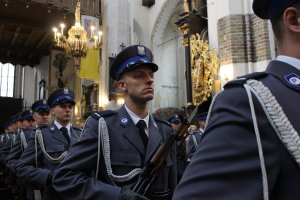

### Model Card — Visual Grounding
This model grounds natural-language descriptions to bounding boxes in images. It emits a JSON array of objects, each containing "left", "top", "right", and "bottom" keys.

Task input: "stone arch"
[
  {"left": 150, "top": 0, "right": 185, "bottom": 110},
  {"left": 151, "top": 0, "right": 182, "bottom": 50},
  {"left": 133, "top": 19, "right": 147, "bottom": 45}
]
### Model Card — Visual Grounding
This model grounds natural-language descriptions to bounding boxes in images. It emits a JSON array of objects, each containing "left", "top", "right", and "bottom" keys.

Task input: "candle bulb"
[
  {"left": 60, "top": 23, "right": 65, "bottom": 36},
  {"left": 53, "top": 27, "right": 58, "bottom": 40},
  {"left": 57, "top": 32, "right": 61, "bottom": 40},
  {"left": 90, "top": 25, "right": 95, "bottom": 38},
  {"left": 98, "top": 31, "right": 103, "bottom": 43},
  {"left": 94, "top": 35, "right": 98, "bottom": 47}
]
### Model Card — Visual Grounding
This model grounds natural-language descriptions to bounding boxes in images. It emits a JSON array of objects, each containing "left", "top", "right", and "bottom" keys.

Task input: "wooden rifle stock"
[{"left": 132, "top": 105, "right": 199, "bottom": 195}]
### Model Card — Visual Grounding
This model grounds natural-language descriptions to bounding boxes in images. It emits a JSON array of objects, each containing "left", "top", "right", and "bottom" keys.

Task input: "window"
[{"left": 0, "top": 62, "right": 15, "bottom": 97}]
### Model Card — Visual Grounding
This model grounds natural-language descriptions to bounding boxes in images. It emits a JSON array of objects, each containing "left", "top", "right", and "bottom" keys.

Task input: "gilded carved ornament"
[{"left": 190, "top": 33, "right": 219, "bottom": 105}]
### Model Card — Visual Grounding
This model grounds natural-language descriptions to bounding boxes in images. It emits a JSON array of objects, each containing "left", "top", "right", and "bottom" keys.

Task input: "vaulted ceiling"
[{"left": 0, "top": 1, "right": 101, "bottom": 67}]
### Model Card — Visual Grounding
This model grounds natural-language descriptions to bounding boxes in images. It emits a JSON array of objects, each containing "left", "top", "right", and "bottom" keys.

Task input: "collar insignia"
[
  {"left": 284, "top": 73, "right": 300, "bottom": 88},
  {"left": 120, "top": 116, "right": 128, "bottom": 126}
]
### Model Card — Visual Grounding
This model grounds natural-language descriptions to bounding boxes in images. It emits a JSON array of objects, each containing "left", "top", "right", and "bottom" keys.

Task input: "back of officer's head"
[
  {"left": 109, "top": 45, "right": 158, "bottom": 82},
  {"left": 253, "top": 0, "right": 300, "bottom": 45}
]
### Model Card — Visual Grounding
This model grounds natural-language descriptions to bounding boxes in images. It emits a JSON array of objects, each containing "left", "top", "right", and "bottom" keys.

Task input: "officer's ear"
[
  {"left": 284, "top": 6, "right": 300, "bottom": 33},
  {"left": 115, "top": 80, "right": 127, "bottom": 93}
]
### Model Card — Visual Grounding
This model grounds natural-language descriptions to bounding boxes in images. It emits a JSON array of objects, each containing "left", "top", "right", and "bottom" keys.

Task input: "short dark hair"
[{"left": 271, "top": 1, "right": 300, "bottom": 46}]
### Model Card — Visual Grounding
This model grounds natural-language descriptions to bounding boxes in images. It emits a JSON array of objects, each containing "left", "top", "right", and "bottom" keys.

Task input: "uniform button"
[{"left": 124, "top": 159, "right": 128, "bottom": 164}]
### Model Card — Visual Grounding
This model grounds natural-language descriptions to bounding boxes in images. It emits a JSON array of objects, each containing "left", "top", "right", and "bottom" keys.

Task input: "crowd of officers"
[
  {"left": 0, "top": 91, "right": 206, "bottom": 200},
  {"left": 0, "top": 88, "right": 82, "bottom": 200}
]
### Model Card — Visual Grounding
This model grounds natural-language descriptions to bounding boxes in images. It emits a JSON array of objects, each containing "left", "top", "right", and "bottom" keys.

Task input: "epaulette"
[
  {"left": 91, "top": 110, "right": 117, "bottom": 120},
  {"left": 34, "top": 125, "right": 48, "bottom": 130},
  {"left": 154, "top": 117, "right": 172, "bottom": 127},
  {"left": 224, "top": 72, "right": 267, "bottom": 89},
  {"left": 37, "top": 125, "right": 48, "bottom": 130},
  {"left": 72, "top": 126, "right": 82, "bottom": 131}
]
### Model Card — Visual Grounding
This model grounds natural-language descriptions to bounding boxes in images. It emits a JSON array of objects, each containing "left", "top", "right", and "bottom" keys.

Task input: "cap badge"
[
  {"left": 137, "top": 46, "right": 145, "bottom": 56},
  {"left": 63, "top": 88, "right": 69, "bottom": 94},
  {"left": 42, "top": 100, "right": 47, "bottom": 105},
  {"left": 29, "top": 110, "right": 33, "bottom": 114},
  {"left": 120, "top": 116, "right": 128, "bottom": 126},
  {"left": 284, "top": 73, "right": 300, "bottom": 88}
]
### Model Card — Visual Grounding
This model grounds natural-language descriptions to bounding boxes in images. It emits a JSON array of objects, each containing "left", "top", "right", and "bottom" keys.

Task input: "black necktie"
[
  {"left": 60, "top": 127, "right": 70, "bottom": 146},
  {"left": 136, "top": 120, "right": 148, "bottom": 149}
]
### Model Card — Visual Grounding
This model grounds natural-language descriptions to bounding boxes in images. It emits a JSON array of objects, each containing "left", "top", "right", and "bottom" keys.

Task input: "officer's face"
[
  {"left": 23, "top": 119, "right": 36, "bottom": 129},
  {"left": 51, "top": 102, "right": 74, "bottom": 125},
  {"left": 34, "top": 111, "right": 50, "bottom": 127},
  {"left": 199, "top": 120, "right": 206, "bottom": 128},
  {"left": 118, "top": 66, "right": 154, "bottom": 103},
  {"left": 17, "top": 121, "right": 25, "bottom": 130}
]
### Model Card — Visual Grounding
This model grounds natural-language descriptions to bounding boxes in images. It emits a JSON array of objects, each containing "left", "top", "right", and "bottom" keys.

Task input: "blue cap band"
[
  {"left": 34, "top": 104, "right": 50, "bottom": 112},
  {"left": 116, "top": 56, "right": 150, "bottom": 80},
  {"left": 51, "top": 95, "right": 74, "bottom": 107}
]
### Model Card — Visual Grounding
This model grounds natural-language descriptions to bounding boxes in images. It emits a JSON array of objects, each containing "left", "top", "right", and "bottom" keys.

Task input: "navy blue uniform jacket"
[
  {"left": 52, "top": 105, "right": 177, "bottom": 200},
  {"left": 16, "top": 123, "right": 81, "bottom": 200},
  {"left": 174, "top": 60, "right": 300, "bottom": 200},
  {"left": 6, "top": 128, "right": 33, "bottom": 173}
]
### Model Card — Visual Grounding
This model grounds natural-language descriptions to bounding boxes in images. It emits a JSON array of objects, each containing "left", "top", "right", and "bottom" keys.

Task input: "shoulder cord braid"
[
  {"left": 245, "top": 80, "right": 300, "bottom": 164},
  {"left": 0, "top": 135, "right": 3, "bottom": 144},
  {"left": 34, "top": 128, "right": 68, "bottom": 164},
  {"left": 20, "top": 131, "right": 27, "bottom": 150},
  {"left": 244, "top": 79, "right": 300, "bottom": 200},
  {"left": 191, "top": 135, "right": 198, "bottom": 149},
  {"left": 95, "top": 117, "right": 142, "bottom": 184},
  {"left": 206, "top": 90, "right": 222, "bottom": 126},
  {"left": 244, "top": 82, "right": 269, "bottom": 200},
  {"left": 12, "top": 133, "right": 16, "bottom": 146}
]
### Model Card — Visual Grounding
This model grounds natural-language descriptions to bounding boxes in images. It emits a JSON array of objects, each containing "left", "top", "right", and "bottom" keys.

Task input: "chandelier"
[{"left": 52, "top": 0, "right": 102, "bottom": 72}]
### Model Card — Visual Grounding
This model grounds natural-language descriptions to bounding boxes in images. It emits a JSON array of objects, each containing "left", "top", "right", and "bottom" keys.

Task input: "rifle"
[{"left": 132, "top": 105, "right": 199, "bottom": 196}]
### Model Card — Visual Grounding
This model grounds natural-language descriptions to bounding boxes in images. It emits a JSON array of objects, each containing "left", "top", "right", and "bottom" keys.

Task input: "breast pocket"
[
  {"left": 45, "top": 144, "right": 66, "bottom": 158},
  {"left": 110, "top": 152, "right": 142, "bottom": 176}
]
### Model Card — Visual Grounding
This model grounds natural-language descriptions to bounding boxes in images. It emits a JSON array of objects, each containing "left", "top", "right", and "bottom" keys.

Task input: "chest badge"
[
  {"left": 284, "top": 73, "right": 300, "bottom": 88},
  {"left": 120, "top": 116, "right": 128, "bottom": 127}
]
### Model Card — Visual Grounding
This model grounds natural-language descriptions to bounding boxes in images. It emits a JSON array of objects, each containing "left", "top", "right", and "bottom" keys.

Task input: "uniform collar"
[
  {"left": 266, "top": 60, "right": 300, "bottom": 91},
  {"left": 54, "top": 120, "right": 71, "bottom": 133},
  {"left": 276, "top": 55, "right": 300, "bottom": 71},
  {"left": 124, "top": 105, "right": 149, "bottom": 128}
]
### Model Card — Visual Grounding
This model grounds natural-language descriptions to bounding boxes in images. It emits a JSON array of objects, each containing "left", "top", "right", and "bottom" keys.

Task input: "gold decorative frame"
[{"left": 190, "top": 33, "right": 219, "bottom": 105}]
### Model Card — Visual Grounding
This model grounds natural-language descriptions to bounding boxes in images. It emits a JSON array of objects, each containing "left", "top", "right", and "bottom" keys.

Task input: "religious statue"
[{"left": 53, "top": 53, "right": 68, "bottom": 88}]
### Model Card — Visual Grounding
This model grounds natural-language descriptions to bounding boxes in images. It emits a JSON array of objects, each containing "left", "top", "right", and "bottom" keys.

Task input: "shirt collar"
[
  {"left": 54, "top": 120, "right": 71, "bottom": 133},
  {"left": 276, "top": 55, "right": 300, "bottom": 71},
  {"left": 125, "top": 105, "right": 149, "bottom": 128}
]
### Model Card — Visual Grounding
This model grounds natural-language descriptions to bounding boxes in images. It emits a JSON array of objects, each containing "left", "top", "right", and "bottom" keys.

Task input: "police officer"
[
  {"left": 187, "top": 112, "right": 206, "bottom": 160},
  {"left": 168, "top": 115, "right": 181, "bottom": 130},
  {"left": 174, "top": 0, "right": 300, "bottom": 199},
  {"left": 0, "top": 114, "right": 20, "bottom": 165},
  {"left": 16, "top": 89, "right": 81, "bottom": 200},
  {"left": 52, "top": 45, "right": 177, "bottom": 200},
  {"left": 6, "top": 101, "right": 51, "bottom": 200},
  {"left": 6, "top": 110, "right": 35, "bottom": 173},
  {"left": 6, "top": 110, "right": 35, "bottom": 199},
  {"left": 168, "top": 115, "right": 187, "bottom": 183}
]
